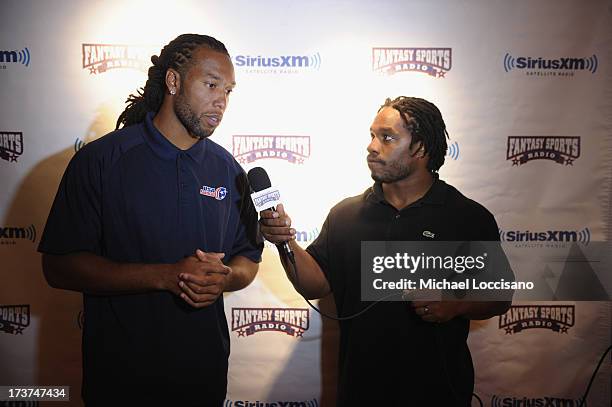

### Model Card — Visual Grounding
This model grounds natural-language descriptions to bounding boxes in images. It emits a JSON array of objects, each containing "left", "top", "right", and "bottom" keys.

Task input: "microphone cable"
[
  {"left": 286, "top": 246, "right": 477, "bottom": 406},
  {"left": 283, "top": 248, "right": 401, "bottom": 321},
  {"left": 578, "top": 344, "right": 611, "bottom": 407}
]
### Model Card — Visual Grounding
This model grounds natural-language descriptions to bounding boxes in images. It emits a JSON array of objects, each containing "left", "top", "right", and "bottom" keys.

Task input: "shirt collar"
[
  {"left": 142, "top": 112, "right": 207, "bottom": 163},
  {"left": 366, "top": 173, "right": 447, "bottom": 207}
]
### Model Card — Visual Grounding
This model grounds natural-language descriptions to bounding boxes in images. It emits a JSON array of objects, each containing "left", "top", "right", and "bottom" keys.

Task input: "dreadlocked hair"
[
  {"left": 380, "top": 96, "right": 449, "bottom": 173},
  {"left": 115, "top": 34, "right": 229, "bottom": 129}
]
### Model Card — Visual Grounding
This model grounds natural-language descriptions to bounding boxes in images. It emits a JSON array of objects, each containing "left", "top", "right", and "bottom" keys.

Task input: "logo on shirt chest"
[
  {"left": 200, "top": 185, "right": 227, "bottom": 201},
  {"left": 422, "top": 230, "right": 436, "bottom": 239}
]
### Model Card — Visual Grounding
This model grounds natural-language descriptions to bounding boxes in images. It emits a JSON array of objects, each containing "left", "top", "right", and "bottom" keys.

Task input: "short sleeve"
[
  {"left": 479, "top": 211, "right": 503, "bottom": 242},
  {"left": 38, "top": 147, "right": 103, "bottom": 255},
  {"left": 469, "top": 207, "right": 515, "bottom": 301},
  {"left": 228, "top": 171, "right": 263, "bottom": 263}
]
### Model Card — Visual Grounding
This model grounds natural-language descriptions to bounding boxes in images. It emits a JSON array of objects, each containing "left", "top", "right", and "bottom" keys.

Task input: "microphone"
[{"left": 247, "top": 167, "right": 294, "bottom": 258}]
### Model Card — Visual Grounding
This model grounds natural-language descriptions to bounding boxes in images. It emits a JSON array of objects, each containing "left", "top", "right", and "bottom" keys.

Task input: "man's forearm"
[
  {"left": 278, "top": 240, "right": 330, "bottom": 300},
  {"left": 225, "top": 255, "right": 259, "bottom": 291},
  {"left": 42, "top": 252, "right": 175, "bottom": 295}
]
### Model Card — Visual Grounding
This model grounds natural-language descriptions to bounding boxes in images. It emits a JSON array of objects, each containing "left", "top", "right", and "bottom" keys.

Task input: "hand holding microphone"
[
  {"left": 246, "top": 166, "right": 391, "bottom": 320},
  {"left": 247, "top": 167, "right": 295, "bottom": 258},
  {"left": 259, "top": 204, "right": 297, "bottom": 246}
]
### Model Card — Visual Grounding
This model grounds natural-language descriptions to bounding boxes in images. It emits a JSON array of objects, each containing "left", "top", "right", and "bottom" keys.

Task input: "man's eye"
[
  {"left": 205, "top": 82, "right": 217, "bottom": 88},
  {"left": 383, "top": 134, "right": 394, "bottom": 141},
  {"left": 226, "top": 88, "right": 233, "bottom": 95}
]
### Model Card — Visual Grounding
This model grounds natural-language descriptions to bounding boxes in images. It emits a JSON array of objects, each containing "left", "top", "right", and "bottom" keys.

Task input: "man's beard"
[
  {"left": 174, "top": 93, "right": 212, "bottom": 140},
  {"left": 370, "top": 160, "right": 411, "bottom": 183}
]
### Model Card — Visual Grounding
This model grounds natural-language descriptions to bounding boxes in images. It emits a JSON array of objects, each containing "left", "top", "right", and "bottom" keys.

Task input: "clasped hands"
[{"left": 173, "top": 249, "right": 232, "bottom": 308}]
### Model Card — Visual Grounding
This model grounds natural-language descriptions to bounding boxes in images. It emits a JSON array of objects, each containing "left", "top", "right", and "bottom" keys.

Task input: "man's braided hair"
[{"left": 116, "top": 34, "right": 229, "bottom": 129}]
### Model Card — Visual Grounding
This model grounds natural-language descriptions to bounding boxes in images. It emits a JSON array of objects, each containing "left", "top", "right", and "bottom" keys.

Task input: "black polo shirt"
[
  {"left": 39, "top": 112, "right": 262, "bottom": 406},
  {"left": 306, "top": 178, "right": 501, "bottom": 406}
]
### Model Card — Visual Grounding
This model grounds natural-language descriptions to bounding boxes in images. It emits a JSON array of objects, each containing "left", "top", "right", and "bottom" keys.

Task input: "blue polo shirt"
[{"left": 39, "top": 112, "right": 262, "bottom": 406}]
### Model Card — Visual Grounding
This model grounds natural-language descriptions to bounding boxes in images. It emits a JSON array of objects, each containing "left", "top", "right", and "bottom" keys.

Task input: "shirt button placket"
[{"left": 178, "top": 153, "right": 189, "bottom": 206}]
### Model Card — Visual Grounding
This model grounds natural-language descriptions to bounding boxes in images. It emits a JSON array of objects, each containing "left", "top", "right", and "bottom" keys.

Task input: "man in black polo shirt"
[
  {"left": 260, "top": 96, "right": 511, "bottom": 406},
  {"left": 39, "top": 34, "right": 262, "bottom": 406}
]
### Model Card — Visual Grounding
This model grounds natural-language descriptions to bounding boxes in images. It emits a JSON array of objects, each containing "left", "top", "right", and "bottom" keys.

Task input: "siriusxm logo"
[
  {"left": 446, "top": 141, "right": 459, "bottom": 161},
  {"left": 500, "top": 228, "right": 590, "bottom": 244},
  {"left": 0, "top": 225, "right": 36, "bottom": 245},
  {"left": 499, "top": 305, "right": 574, "bottom": 335},
  {"left": 263, "top": 228, "right": 319, "bottom": 249},
  {"left": 499, "top": 228, "right": 590, "bottom": 245},
  {"left": 504, "top": 53, "right": 598, "bottom": 76},
  {"left": 295, "top": 228, "right": 320, "bottom": 243},
  {"left": 0, "top": 47, "right": 31, "bottom": 68},
  {"left": 491, "top": 395, "right": 584, "bottom": 407},
  {"left": 224, "top": 399, "right": 318, "bottom": 407},
  {"left": 0, "top": 131, "right": 24, "bottom": 163},
  {"left": 232, "top": 53, "right": 321, "bottom": 73},
  {"left": 74, "top": 137, "right": 87, "bottom": 153}
]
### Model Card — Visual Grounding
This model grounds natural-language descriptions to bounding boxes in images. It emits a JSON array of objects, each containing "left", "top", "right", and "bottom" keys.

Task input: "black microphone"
[{"left": 247, "top": 167, "right": 294, "bottom": 258}]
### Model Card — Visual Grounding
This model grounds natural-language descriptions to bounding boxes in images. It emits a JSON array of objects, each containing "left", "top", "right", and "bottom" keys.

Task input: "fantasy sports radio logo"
[
  {"left": 499, "top": 228, "right": 591, "bottom": 247},
  {"left": 0, "top": 305, "right": 30, "bottom": 335},
  {"left": 224, "top": 399, "right": 319, "bottom": 407},
  {"left": 507, "top": 137, "right": 580, "bottom": 166},
  {"left": 499, "top": 305, "right": 574, "bottom": 335},
  {"left": 491, "top": 394, "right": 584, "bottom": 407},
  {"left": 372, "top": 48, "right": 451, "bottom": 77},
  {"left": 233, "top": 136, "right": 310, "bottom": 164},
  {"left": 504, "top": 52, "right": 598, "bottom": 77},
  {"left": 200, "top": 185, "right": 227, "bottom": 201},
  {"left": 0, "top": 132, "right": 24, "bottom": 163},
  {"left": 82, "top": 43, "right": 158, "bottom": 74},
  {"left": 0, "top": 225, "right": 37, "bottom": 246},
  {"left": 232, "top": 52, "right": 321, "bottom": 74},
  {"left": 0, "top": 47, "right": 31, "bottom": 70},
  {"left": 231, "top": 308, "right": 309, "bottom": 338}
]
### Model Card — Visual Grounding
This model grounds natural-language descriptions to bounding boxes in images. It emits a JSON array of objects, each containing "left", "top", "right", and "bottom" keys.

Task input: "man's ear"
[
  {"left": 165, "top": 68, "right": 181, "bottom": 95},
  {"left": 410, "top": 141, "right": 425, "bottom": 158}
]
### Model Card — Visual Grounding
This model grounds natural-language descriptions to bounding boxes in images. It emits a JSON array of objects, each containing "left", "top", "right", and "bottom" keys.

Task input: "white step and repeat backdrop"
[{"left": 1, "top": 0, "right": 611, "bottom": 406}]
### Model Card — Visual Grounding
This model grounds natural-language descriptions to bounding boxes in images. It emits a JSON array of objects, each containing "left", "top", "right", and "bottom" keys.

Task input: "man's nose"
[
  {"left": 367, "top": 137, "right": 380, "bottom": 155},
  {"left": 213, "top": 89, "right": 228, "bottom": 111}
]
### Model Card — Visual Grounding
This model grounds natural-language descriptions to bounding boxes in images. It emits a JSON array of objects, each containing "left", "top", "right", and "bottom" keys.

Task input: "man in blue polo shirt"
[{"left": 39, "top": 34, "right": 262, "bottom": 406}]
